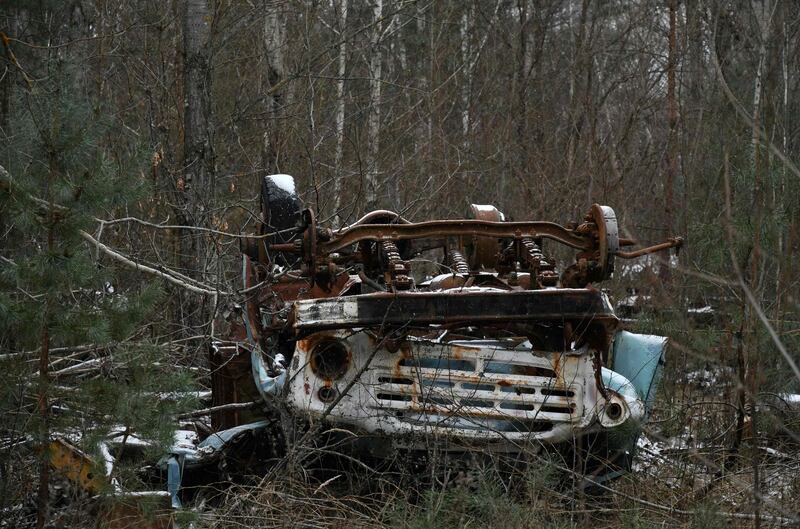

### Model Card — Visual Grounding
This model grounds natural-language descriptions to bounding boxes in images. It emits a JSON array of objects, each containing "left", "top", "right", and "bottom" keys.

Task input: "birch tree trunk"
[
  {"left": 516, "top": 0, "right": 534, "bottom": 144},
  {"left": 365, "top": 0, "right": 383, "bottom": 210},
  {"left": 418, "top": 1, "right": 433, "bottom": 157},
  {"left": 460, "top": 6, "right": 472, "bottom": 141},
  {"left": 263, "top": 1, "right": 287, "bottom": 174},
  {"left": 662, "top": 0, "right": 678, "bottom": 280},
  {"left": 332, "top": 0, "right": 348, "bottom": 226}
]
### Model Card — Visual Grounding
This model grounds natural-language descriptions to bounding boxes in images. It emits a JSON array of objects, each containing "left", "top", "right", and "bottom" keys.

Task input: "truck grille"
[{"left": 370, "top": 346, "right": 581, "bottom": 435}]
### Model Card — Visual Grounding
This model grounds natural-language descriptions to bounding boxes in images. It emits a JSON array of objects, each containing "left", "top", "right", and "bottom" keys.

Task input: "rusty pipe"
[{"left": 614, "top": 237, "right": 683, "bottom": 259}]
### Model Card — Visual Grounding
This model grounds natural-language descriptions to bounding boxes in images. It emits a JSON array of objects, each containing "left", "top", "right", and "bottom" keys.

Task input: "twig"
[{"left": 0, "top": 32, "right": 34, "bottom": 88}]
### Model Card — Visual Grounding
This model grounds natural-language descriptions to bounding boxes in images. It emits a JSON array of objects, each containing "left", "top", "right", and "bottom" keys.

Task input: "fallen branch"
[
  {"left": 177, "top": 400, "right": 259, "bottom": 420},
  {"left": 1, "top": 164, "right": 229, "bottom": 297},
  {"left": 78, "top": 230, "right": 226, "bottom": 296},
  {"left": 99, "top": 216, "right": 298, "bottom": 240}
]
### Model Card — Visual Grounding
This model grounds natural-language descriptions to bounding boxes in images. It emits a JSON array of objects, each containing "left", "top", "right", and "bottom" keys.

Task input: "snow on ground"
[
  {"left": 779, "top": 393, "right": 800, "bottom": 409},
  {"left": 684, "top": 366, "right": 734, "bottom": 388}
]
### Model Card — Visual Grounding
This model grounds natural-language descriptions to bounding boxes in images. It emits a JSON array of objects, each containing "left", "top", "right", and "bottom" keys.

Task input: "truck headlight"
[
  {"left": 310, "top": 339, "right": 350, "bottom": 381},
  {"left": 598, "top": 392, "right": 630, "bottom": 428}
]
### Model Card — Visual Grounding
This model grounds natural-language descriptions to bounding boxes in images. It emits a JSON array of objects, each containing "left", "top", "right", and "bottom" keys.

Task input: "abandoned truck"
[{"left": 169, "top": 174, "right": 683, "bottom": 499}]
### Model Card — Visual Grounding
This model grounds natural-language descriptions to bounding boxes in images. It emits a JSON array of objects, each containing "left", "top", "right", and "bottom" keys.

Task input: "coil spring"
[
  {"left": 381, "top": 241, "right": 403, "bottom": 267},
  {"left": 520, "top": 237, "right": 551, "bottom": 268},
  {"left": 447, "top": 250, "right": 470, "bottom": 274}
]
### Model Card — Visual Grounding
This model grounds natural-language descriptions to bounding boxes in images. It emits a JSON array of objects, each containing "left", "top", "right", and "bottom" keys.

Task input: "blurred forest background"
[{"left": 1, "top": 0, "right": 799, "bottom": 527}]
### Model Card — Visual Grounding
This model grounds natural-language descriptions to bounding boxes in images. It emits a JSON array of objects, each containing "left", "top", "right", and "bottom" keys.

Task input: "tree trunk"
[
  {"left": 183, "top": 0, "right": 214, "bottom": 215},
  {"left": 36, "top": 305, "right": 50, "bottom": 529},
  {"left": 516, "top": 0, "right": 534, "bottom": 146},
  {"left": 566, "top": 0, "right": 590, "bottom": 193},
  {"left": 182, "top": 0, "right": 214, "bottom": 336},
  {"left": 332, "top": 0, "right": 348, "bottom": 226},
  {"left": 365, "top": 0, "right": 383, "bottom": 210},
  {"left": 460, "top": 6, "right": 472, "bottom": 141},
  {"left": 263, "top": 0, "right": 287, "bottom": 174},
  {"left": 37, "top": 148, "right": 59, "bottom": 529},
  {"left": 747, "top": 3, "right": 773, "bottom": 526},
  {"left": 663, "top": 0, "right": 678, "bottom": 280}
]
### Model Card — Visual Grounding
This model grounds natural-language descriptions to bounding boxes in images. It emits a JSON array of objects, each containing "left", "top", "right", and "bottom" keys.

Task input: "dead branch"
[
  {"left": 79, "top": 230, "right": 227, "bottom": 296},
  {"left": 177, "top": 400, "right": 259, "bottom": 419}
]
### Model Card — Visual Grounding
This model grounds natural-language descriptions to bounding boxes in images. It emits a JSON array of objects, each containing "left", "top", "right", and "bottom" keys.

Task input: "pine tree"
[{"left": 0, "top": 63, "right": 195, "bottom": 528}]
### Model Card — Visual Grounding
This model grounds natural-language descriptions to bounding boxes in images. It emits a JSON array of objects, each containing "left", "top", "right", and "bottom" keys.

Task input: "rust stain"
[
  {"left": 551, "top": 354, "right": 566, "bottom": 388},
  {"left": 551, "top": 354, "right": 560, "bottom": 376},
  {"left": 450, "top": 345, "right": 478, "bottom": 359},
  {"left": 297, "top": 331, "right": 335, "bottom": 354}
]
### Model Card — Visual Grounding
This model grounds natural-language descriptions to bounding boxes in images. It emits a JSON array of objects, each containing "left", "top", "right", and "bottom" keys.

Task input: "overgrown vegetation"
[{"left": 2, "top": 0, "right": 800, "bottom": 528}]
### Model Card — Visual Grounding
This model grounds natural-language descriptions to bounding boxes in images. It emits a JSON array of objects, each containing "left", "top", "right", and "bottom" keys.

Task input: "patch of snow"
[
  {"left": 173, "top": 430, "right": 200, "bottom": 452},
  {"left": 471, "top": 204, "right": 497, "bottom": 213},
  {"left": 685, "top": 366, "right": 733, "bottom": 388},
  {"left": 618, "top": 294, "right": 650, "bottom": 307},
  {"left": 687, "top": 305, "right": 714, "bottom": 314},
  {"left": 633, "top": 434, "right": 671, "bottom": 473},
  {"left": 117, "top": 490, "right": 171, "bottom": 498},
  {"left": 778, "top": 393, "right": 800, "bottom": 410},
  {"left": 152, "top": 390, "right": 211, "bottom": 401},
  {"left": 762, "top": 446, "right": 790, "bottom": 459},
  {"left": 441, "top": 286, "right": 506, "bottom": 293},
  {"left": 107, "top": 432, "right": 151, "bottom": 448},
  {"left": 268, "top": 174, "right": 296, "bottom": 194},
  {"left": 618, "top": 254, "right": 677, "bottom": 278}
]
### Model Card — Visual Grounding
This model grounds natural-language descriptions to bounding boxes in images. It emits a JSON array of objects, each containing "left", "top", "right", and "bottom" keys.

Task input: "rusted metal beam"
[
  {"left": 290, "top": 289, "right": 617, "bottom": 333},
  {"left": 317, "top": 220, "right": 592, "bottom": 254}
]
